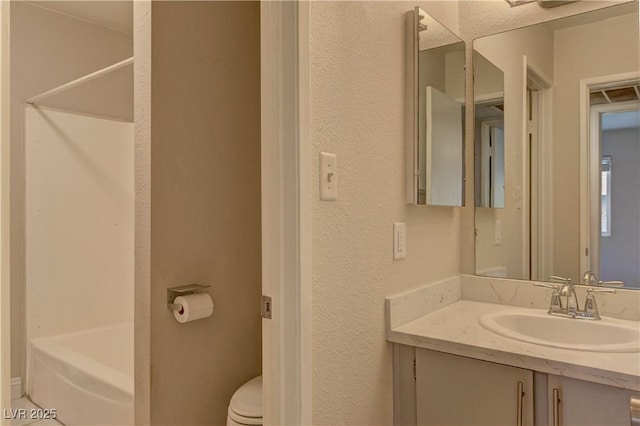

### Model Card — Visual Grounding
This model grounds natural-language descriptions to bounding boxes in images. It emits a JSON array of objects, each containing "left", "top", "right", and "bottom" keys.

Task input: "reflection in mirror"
[
  {"left": 591, "top": 95, "right": 640, "bottom": 288},
  {"left": 474, "top": 51, "right": 505, "bottom": 209},
  {"left": 406, "top": 7, "right": 465, "bottom": 206},
  {"left": 473, "top": 2, "right": 640, "bottom": 289}
]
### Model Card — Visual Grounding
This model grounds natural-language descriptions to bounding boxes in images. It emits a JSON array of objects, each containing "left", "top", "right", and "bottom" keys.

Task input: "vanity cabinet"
[
  {"left": 414, "top": 349, "right": 534, "bottom": 426},
  {"left": 547, "top": 375, "right": 639, "bottom": 426},
  {"left": 394, "top": 346, "right": 639, "bottom": 426}
]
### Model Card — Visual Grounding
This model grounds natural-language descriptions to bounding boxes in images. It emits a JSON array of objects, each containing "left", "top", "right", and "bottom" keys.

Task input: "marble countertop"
[{"left": 387, "top": 299, "right": 640, "bottom": 391}]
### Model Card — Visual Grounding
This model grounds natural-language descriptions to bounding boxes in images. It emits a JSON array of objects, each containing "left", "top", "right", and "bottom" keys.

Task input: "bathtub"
[{"left": 28, "top": 323, "right": 133, "bottom": 426}]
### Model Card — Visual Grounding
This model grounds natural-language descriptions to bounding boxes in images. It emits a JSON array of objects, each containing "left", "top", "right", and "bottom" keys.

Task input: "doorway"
[
  {"left": 588, "top": 85, "right": 640, "bottom": 289},
  {"left": 526, "top": 60, "right": 553, "bottom": 282}
]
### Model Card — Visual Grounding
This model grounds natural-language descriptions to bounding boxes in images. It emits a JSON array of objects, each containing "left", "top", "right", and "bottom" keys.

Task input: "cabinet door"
[
  {"left": 416, "top": 349, "right": 534, "bottom": 426},
  {"left": 547, "top": 375, "right": 640, "bottom": 426}
]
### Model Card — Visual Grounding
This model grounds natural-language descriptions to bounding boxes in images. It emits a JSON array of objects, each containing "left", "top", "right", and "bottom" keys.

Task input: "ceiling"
[{"left": 25, "top": 1, "right": 133, "bottom": 35}]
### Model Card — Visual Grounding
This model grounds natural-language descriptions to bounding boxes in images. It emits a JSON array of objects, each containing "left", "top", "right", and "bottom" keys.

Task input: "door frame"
[
  {"left": 586, "top": 98, "right": 640, "bottom": 278},
  {"left": 478, "top": 118, "right": 504, "bottom": 208},
  {"left": 260, "top": 1, "right": 312, "bottom": 425},
  {"left": 1, "top": 0, "right": 11, "bottom": 416},
  {"left": 525, "top": 57, "right": 553, "bottom": 281}
]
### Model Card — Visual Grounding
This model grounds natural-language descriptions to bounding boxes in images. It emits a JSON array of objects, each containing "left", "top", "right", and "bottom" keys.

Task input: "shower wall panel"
[{"left": 25, "top": 106, "right": 134, "bottom": 343}]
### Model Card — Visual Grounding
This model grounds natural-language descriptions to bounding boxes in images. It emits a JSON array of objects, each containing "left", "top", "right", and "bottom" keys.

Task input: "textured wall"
[
  {"left": 10, "top": 1, "right": 132, "bottom": 382},
  {"left": 149, "top": 2, "right": 261, "bottom": 424},
  {"left": 309, "top": 2, "right": 461, "bottom": 424}
]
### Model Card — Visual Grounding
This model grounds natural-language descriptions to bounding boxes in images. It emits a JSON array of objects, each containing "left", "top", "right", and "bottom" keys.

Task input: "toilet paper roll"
[{"left": 173, "top": 293, "right": 214, "bottom": 323}]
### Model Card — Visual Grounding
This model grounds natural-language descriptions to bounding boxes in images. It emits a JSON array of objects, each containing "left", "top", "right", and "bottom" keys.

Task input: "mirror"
[
  {"left": 406, "top": 7, "right": 465, "bottom": 206},
  {"left": 473, "top": 2, "right": 640, "bottom": 289},
  {"left": 474, "top": 51, "right": 505, "bottom": 209}
]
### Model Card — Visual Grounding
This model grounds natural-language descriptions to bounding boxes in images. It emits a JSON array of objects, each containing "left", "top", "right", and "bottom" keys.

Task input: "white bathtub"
[{"left": 29, "top": 323, "right": 133, "bottom": 426}]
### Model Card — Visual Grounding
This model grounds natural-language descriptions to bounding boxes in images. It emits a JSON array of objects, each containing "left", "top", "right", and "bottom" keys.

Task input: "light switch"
[
  {"left": 394, "top": 222, "right": 406, "bottom": 260},
  {"left": 495, "top": 220, "right": 501, "bottom": 246},
  {"left": 320, "top": 152, "right": 337, "bottom": 201}
]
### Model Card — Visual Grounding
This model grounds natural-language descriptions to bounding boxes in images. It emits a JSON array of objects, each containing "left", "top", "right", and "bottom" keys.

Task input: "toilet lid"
[
  {"left": 228, "top": 407, "right": 262, "bottom": 425},
  {"left": 229, "top": 376, "right": 262, "bottom": 419}
]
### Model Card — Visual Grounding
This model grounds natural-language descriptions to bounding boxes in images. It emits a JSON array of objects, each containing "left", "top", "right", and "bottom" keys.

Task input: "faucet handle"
[
  {"left": 582, "top": 270, "right": 597, "bottom": 285},
  {"left": 587, "top": 287, "right": 616, "bottom": 294},
  {"left": 535, "top": 283, "right": 563, "bottom": 312},
  {"left": 549, "top": 275, "right": 572, "bottom": 284},
  {"left": 583, "top": 287, "right": 615, "bottom": 320},
  {"left": 534, "top": 282, "right": 560, "bottom": 290},
  {"left": 597, "top": 280, "right": 624, "bottom": 288}
]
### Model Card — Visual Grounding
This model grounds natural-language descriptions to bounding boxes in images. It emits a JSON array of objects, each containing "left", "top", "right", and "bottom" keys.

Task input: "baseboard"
[{"left": 11, "top": 377, "right": 22, "bottom": 400}]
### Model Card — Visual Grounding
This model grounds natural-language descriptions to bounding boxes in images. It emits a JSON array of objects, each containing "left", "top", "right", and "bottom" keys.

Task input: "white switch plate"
[
  {"left": 393, "top": 222, "right": 406, "bottom": 260},
  {"left": 319, "top": 152, "right": 337, "bottom": 201},
  {"left": 495, "top": 220, "right": 501, "bottom": 245}
]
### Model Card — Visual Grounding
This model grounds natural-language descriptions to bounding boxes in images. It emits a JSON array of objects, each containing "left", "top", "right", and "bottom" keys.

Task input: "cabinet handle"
[
  {"left": 553, "top": 388, "right": 561, "bottom": 426},
  {"left": 631, "top": 397, "right": 640, "bottom": 426},
  {"left": 516, "top": 381, "right": 525, "bottom": 426}
]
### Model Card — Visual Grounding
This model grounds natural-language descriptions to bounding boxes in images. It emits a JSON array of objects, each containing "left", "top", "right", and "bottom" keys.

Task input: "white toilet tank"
[{"left": 227, "top": 376, "right": 262, "bottom": 426}]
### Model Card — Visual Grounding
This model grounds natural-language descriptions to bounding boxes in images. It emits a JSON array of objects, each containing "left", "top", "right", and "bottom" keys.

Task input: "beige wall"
[
  {"left": 309, "top": 2, "right": 460, "bottom": 424},
  {"left": 553, "top": 11, "right": 639, "bottom": 282},
  {"left": 10, "top": 1, "right": 132, "bottom": 382},
  {"left": 147, "top": 2, "right": 261, "bottom": 424}
]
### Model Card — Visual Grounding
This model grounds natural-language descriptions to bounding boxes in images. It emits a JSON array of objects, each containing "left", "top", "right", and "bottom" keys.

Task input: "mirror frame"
[{"left": 405, "top": 8, "right": 418, "bottom": 203}]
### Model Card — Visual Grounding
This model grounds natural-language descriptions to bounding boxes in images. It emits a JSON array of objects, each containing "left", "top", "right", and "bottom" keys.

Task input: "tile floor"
[{"left": 9, "top": 397, "right": 63, "bottom": 426}]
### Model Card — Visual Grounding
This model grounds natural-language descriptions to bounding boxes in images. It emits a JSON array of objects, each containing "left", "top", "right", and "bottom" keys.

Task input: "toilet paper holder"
[{"left": 167, "top": 284, "right": 211, "bottom": 311}]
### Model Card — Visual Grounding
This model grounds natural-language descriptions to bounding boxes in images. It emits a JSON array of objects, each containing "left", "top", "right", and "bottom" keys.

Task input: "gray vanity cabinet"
[
  {"left": 414, "top": 349, "right": 534, "bottom": 426},
  {"left": 393, "top": 345, "right": 640, "bottom": 426},
  {"left": 547, "top": 375, "right": 639, "bottom": 426}
]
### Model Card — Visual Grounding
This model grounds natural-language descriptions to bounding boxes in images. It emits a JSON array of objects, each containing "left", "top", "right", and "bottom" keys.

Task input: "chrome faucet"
[
  {"left": 550, "top": 275, "right": 579, "bottom": 317},
  {"left": 583, "top": 270, "right": 624, "bottom": 287},
  {"left": 583, "top": 287, "right": 616, "bottom": 320},
  {"left": 535, "top": 275, "right": 615, "bottom": 320},
  {"left": 582, "top": 271, "right": 597, "bottom": 286}
]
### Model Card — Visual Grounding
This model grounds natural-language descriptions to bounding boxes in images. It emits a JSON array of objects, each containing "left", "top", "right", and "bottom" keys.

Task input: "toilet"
[{"left": 227, "top": 376, "right": 263, "bottom": 426}]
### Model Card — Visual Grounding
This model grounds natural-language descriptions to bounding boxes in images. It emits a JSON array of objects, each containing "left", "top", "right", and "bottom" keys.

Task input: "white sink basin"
[{"left": 480, "top": 310, "right": 640, "bottom": 353}]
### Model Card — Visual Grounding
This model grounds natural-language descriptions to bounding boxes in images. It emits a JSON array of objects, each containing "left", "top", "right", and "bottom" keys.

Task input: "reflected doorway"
[{"left": 588, "top": 82, "right": 640, "bottom": 289}]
